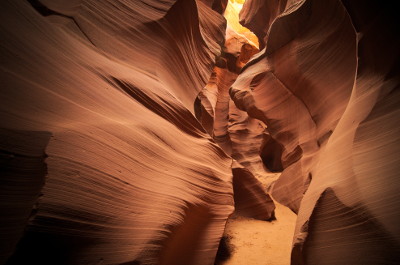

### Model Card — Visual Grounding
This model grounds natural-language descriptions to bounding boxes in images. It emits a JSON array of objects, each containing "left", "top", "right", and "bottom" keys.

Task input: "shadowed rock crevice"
[
  {"left": 0, "top": 129, "right": 51, "bottom": 264},
  {"left": 105, "top": 76, "right": 208, "bottom": 138},
  {"left": 26, "top": 0, "right": 95, "bottom": 45},
  {"left": 298, "top": 189, "right": 400, "bottom": 265},
  {"left": 214, "top": 235, "right": 233, "bottom": 264},
  {"left": 259, "top": 133, "right": 283, "bottom": 172}
]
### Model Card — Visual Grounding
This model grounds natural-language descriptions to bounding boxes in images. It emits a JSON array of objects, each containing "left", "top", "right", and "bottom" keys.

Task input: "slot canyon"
[{"left": 0, "top": 0, "right": 399, "bottom": 264}]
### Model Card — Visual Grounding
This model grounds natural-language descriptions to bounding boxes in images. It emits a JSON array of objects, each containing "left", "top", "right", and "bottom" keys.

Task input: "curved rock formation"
[
  {"left": 232, "top": 0, "right": 357, "bottom": 212},
  {"left": 233, "top": 0, "right": 400, "bottom": 263},
  {"left": 239, "top": 0, "right": 297, "bottom": 49},
  {"left": 196, "top": 5, "right": 275, "bottom": 220},
  {"left": 2, "top": 0, "right": 399, "bottom": 264},
  {"left": 0, "top": 0, "right": 234, "bottom": 264}
]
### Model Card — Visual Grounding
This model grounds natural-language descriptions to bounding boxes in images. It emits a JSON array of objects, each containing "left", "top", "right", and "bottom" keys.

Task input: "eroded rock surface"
[
  {"left": 233, "top": 0, "right": 400, "bottom": 264},
  {"left": 196, "top": 2, "right": 275, "bottom": 221},
  {"left": 0, "top": 1, "right": 234, "bottom": 264},
  {"left": 1, "top": 0, "right": 399, "bottom": 264}
]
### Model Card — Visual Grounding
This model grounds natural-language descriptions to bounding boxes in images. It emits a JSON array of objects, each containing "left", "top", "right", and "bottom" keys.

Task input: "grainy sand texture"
[{"left": 219, "top": 201, "right": 296, "bottom": 265}]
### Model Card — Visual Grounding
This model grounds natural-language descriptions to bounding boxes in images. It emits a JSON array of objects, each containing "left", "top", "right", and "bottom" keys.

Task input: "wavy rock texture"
[
  {"left": 239, "top": 0, "right": 300, "bottom": 49},
  {"left": 196, "top": 18, "right": 275, "bottom": 221},
  {"left": 0, "top": 0, "right": 241, "bottom": 264},
  {"left": 2, "top": 0, "right": 399, "bottom": 264},
  {"left": 233, "top": 0, "right": 400, "bottom": 264},
  {"left": 232, "top": 0, "right": 357, "bottom": 213}
]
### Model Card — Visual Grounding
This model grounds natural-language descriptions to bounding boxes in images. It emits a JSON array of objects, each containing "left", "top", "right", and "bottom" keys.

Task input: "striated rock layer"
[
  {"left": 196, "top": 4, "right": 275, "bottom": 221},
  {"left": 0, "top": 0, "right": 254, "bottom": 264},
  {"left": 2, "top": 0, "right": 399, "bottom": 264},
  {"left": 233, "top": 0, "right": 400, "bottom": 264}
]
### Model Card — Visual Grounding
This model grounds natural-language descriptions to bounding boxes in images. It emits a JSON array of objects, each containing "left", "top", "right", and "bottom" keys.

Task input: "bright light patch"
[{"left": 224, "top": 0, "right": 259, "bottom": 48}]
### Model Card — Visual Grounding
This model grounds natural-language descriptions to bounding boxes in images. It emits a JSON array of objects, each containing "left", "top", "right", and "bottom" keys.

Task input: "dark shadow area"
[
  {"left": 27, "top": 0, "right": 67, "bottom": 17},
  {"left": 211, "top": 0, "right": 228, "bottom": 14},
  {"left": 27, "top": 0, "right": 95, "bottom": 45},
  {"left": 0, "top": 129, "right": 51, "bottom": 264},
  {"left": 6, "top": 231, "right": 94, "bottom": 265},
  {"left": 194, "top": 96, "right": 202, "bottom": 120},
  {"left": 293, "top": 188, "right": 400, "bottom": 265},
  {"left": 6, "top": 206, "right": 111, "bottom": 264},
  {"left": 214, "top": 235, "right": 233, "bottom": 264},
  {"left": 260, "top": 133, "right": 283, "bottom": 172}
]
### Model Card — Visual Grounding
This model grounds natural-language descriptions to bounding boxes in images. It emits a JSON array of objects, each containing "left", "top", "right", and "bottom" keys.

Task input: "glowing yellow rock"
[{"left": 224, "top": 0, "right": 259, "bottom": 48}]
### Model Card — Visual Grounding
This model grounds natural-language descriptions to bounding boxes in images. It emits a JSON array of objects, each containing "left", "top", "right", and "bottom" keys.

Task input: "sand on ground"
[{"left": 218, "top": 200, "right": 297, "bottom": 265}]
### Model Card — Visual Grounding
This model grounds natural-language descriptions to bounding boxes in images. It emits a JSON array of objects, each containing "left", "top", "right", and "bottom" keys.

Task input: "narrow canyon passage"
[
  {"left": 1, "top": 0, "right": 399, "bottom": 265},
  {"left": 196, "top": 1, "right": 297, "bottom": 263}
]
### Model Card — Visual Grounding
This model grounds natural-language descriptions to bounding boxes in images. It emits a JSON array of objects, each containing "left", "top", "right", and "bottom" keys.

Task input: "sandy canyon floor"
[
  {"left": 218, "top": 173, "right": 297, "bottom": 265},
  {"left": 220, "top": 202, "right": 296, "bottom": 265}
]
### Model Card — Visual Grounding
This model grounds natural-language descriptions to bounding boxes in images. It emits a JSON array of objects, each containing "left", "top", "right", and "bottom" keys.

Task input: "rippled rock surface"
[
  {"left": 234, "top": 0, "right": 400, "bottom": 264},
  {"left": 1, "top": 1, "right": 234, "bottom": 264},
  {"left": 1, "top": 0, "right": 399, "bottom": 264}
]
